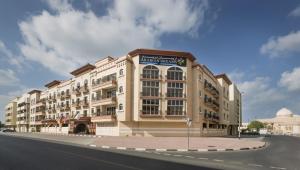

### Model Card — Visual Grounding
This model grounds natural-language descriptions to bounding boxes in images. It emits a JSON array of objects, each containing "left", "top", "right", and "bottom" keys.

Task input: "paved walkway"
[
  {"left": 1, "top": 132, "right": 266, "bottom": 151},
  {"left": 90, "top": 136, "right": 265, "bottom": 150}
]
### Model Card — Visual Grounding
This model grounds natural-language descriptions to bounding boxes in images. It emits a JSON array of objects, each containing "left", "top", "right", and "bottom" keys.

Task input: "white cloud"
[
  {"left": 19, "top": 0, "right": 210, "bottom": 76},
  {"left": 237, "top": 76, "right": 287, "bottom": 121},
  {"left": 0, "top": 69, "right": 19, "bottom": 86},
  {"left": 279, "top": 67, "right": 300, "bottom": 91},
  {"left": 0, "top": 40, "right": 25, "bottom": 69},
  {"left": 228, "top": 70, "right": 245, "bottom": 83},
  {"left": 260, "top": 31, "right": 300, "bottom": 58},
  {"left": 289, "top": 5, "right": 300, "bottom": 17}
]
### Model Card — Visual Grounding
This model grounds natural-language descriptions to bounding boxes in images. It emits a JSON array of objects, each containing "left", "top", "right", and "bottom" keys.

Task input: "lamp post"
[
  {"left": 238, "top": 92, "right": 244, "bottom": 140},
  {"left": 186, "top": 117, "right": 192, "bottom": 150}
]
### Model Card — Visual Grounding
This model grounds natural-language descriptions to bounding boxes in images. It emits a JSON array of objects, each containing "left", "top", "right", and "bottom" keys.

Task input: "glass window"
[
  {"left": 167, "top": 100, "right": 184, "bottom": 115},
  {"left": 167, "top": 67, "right": 183, "bottom": 80},
  {"left": 142, "top": 65, "right": 159, "bottom": 79},
  {"left": 119, "top": 104, "right": 123, "bottom": 110},
  {"left": 142, "top": 81, "right": 159, "bottom": 96},
  {"left": 167, "top": 82, "right": 183, "bottom": 97},
  {"left": 142, "top": 99, "right": 159, "bottom": 115},
  {"left": 119, "top": 86, "right": 123, "bottom": 93},
  {"left": 119, "top": 69, "right": 124, "bottom": 76}
]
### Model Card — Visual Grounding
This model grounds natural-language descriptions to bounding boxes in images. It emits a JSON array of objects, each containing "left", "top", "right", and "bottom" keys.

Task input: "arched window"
[
  {"left": 92, "top": 79, "right": 95, "bottom": 86},
  {"left": 167, "top": 67, "right": 183, "bottom": 80},
  {"left": 142, "top": 65, "right": 159, "bottom": 79},
  {"left": 119, "top": 86, "right": 123, "bottom": 93},
  {"left": 84, "top": 79, "right": 88, "bottom": 86},
  {"left": 77, "top": 82, "right": 80, "bottom": 88},
  {"left": 119, "top": 69, "right": 124, "bottom": 76},
  {"left": 119, "top": 104, "right": 123, "bottom": 111}
]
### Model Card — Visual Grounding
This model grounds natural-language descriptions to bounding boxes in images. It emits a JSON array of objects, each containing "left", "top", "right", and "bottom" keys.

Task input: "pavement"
[
  {"left": 0, "top": 133, "right": 299, "bottom": 170},
  {"left": 1, "top": 132, "right": 266, "bottom": 152},
  {"left": 0, "top": 134, "right": 216, "bottom": 170}
]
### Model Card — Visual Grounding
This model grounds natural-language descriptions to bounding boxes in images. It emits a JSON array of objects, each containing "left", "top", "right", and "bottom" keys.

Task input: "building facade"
[
  {"left": 4, "top": 98, "right": 18, "bottom": 130},
  {"left": 4, "top": 49, "right": 242, "bottom": 137},
  {"left": 258, "top": 108, "right": 300, "bottom": 136}
]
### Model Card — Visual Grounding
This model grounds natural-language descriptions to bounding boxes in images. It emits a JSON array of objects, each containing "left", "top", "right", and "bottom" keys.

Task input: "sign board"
[{"left": 139, "top": 55, "right": 187, "bottom": 67}]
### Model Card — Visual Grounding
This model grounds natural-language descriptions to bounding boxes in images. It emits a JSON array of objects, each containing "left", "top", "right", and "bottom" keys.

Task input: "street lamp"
[
  {"left": 238, "top": 92, "right": 244, "bottom": 140},
  {"left": 185, "top": 117, "right": 192, "bottom": 150}
]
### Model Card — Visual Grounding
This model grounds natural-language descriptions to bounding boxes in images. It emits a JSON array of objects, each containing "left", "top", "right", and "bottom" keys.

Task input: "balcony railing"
[
  {"left": 72, "top": 87, "right": 81, "bottom": 95},
  {"left": 166, "top": 93, "right": 186, "bottom": 98},
  {"left": 91, "top": 96, "right": 116, "bottom": 106},
  {"left": 91, "top": 112, "right": 116, "bottom": 122},
  {"left": 140, "top": 74, "right": 162, "bottom": 80},
  {"left": 80, "top": 100, "right": 89, "bottom": 107},
  {"left": 72, "top": 101, "right": 81, "bottom": 108},
  {"left": 80, "top": 85, "right": 89, "bottom": 93},
  {"left": 140, "top": 110, "right": 161, "bottom": 117},
  {"left": 165, "top": 75, "right": 186, "bottom": 81},
  {"left": 92, "top": 80, "right": 117, "bottom": 90},
  {"left": 204, "top": 80, "right": 219, "bottom": 97},
  {"left": 140, "top": 92, "right": 162, "bottom": 98},
  {"left": 166, "top": 110, "right": 186, "bottom": 116}
]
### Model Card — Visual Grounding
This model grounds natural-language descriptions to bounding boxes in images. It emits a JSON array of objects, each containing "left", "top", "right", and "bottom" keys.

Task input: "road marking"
[
  {"left": 173, "top": 154, "right": 183, "bottom": 157},
  {"left": 270, "top": 166, "right": 286, "bottom": 170},
  {"left": 117, "top": 147, "right": 126, "bottom": 150},
  {"left": 213, "top": 159, "right": 224, "bottom": 162},
  {"left": 248, "top": 163, "right": 263, "bottom": 167},
  {"left": 154, "top": 152, "right": 161, "bottom": 154},
  {"left": 184, "top": 156, "right": 195, "bottom": 159},
  {"left": 197, "top": 157, "right": 209, "bottom": 160},
  {"left": 163, "top": 153, "right": 171, "bottom": 156},
  {"left": 89, "top": 144, "right": 96, "bottom": 147}
]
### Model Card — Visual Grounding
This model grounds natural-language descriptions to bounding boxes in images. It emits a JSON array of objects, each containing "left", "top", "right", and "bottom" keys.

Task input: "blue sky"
[{"left": 0, "top": 0, "right": 300, "bottom": 122}]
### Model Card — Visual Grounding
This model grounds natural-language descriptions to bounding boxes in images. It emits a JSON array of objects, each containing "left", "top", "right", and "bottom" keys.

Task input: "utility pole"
[
  {"left": 186, "top": 117, "right": 192, "bottom": 150},
  {"left": 238, "top": 92, "right": 244, "bottom": 140}
]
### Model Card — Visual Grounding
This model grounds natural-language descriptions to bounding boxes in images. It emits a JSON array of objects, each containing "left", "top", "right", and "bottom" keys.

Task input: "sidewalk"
[{"left": 1, "top": 132, "right": 266, "bottom": 152}]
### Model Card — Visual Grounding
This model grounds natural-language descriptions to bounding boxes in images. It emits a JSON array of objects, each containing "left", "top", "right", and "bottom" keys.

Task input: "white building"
[{"left": 258, "top": 108, "right": 300, "bottom": 135}]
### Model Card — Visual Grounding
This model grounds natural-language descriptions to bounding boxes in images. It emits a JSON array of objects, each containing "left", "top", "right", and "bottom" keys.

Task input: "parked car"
[{"left": 2, "top": 129, "right": 16, "bottom": 132}]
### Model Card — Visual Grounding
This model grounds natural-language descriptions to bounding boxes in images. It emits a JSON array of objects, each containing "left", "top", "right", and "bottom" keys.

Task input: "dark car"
[{"left": 2, "top": 129, "right": 16, "bottom": 132}]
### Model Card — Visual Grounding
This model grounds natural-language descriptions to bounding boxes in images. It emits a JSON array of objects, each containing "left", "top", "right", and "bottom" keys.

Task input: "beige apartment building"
[
  {"left": 4, "top": 98, "right": 18, "bottom": 130},
  {"left": 5, "top": 49, "right": 242, "bottom": 137}
]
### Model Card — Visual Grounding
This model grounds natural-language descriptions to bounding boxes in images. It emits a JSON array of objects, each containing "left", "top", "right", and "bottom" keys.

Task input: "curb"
[
  {"left": 26, "top": 132, "right": 102, "bottom": 138},
  {"left": 88, "top": 142, "right": 267, "bottom": 152}
]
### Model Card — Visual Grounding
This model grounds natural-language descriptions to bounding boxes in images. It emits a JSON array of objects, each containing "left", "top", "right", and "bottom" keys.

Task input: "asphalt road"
[
  {"left": 130, "top": 135, "right": 299, "bottom": 170},
  {"left": 0, "top": 134, "right": 299, "bottom": 170},
  {"left": 0, "top": 134, "right": 217, "bottom": 170}
]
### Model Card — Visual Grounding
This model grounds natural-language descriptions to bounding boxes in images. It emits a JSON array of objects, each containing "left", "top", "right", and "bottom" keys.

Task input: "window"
[
  {"left": 106, "top": 107, "right": 116, "bottom": 115},
  {"left": 142, "top": 81, "right": 159, "bottom": 96},
  {"left": 77, "top": 82, "right": 80, "bottom": 88},
  {"left": 142, "top": 65, "right": 159, "bottom": 79},
  {"left": 142, "top": 99, "right": 159, "bottom": 115},
  {"left": 84, "top": 79, "right": 88, "bottom": 86},
  {"left": 167, "top": 100, "right": 184, "bottom": 115},
  {"left": 167, "top": 82, "right": 183, "bottom": 97},
  {"left": 119, "top": 69, "right": 124, "bottom": 76},
  {"left": 119, "top": 104, "right": 123, "bottom": 111},
  {"left": 167, "top": 67, "right": 183, "bottom": 80},
  {"left": 119, "top": 86, "right": 123, "bottom": 93}
]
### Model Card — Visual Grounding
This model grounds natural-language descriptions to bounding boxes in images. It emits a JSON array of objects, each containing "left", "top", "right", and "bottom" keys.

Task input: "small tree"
[{"left": 247, "top": 121, "right": 265, "bottom": 131}]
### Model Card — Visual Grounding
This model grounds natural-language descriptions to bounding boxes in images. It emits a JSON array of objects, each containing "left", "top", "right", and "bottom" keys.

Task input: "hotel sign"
[{"left": 139, "top": 55, "right": 186, "bottom": 67}]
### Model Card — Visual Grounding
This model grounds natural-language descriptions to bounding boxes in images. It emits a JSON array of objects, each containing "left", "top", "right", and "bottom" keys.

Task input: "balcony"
[
  {"left": 204, "top": 80, "right": 219, "bottom": 97},
  {"left": 92, "top": 80, "right": 117, "bottom": 91},
  {"left": 140, "top": 74, "right": 162, "bottom": 81},
  {"left": 166, "top": 110, "right": 186, "bottom": 117},
  {"left": 35, "top": 110, "right": 45, "bottom": 116},
  {"left": 140, "top": 92, "right": 163, "bottom": 99},
  {"left": 72, "top": 101, "right": 81, "bottom": 108},
  {"left": 165, "top": 93, "right": 186, "bottom": 99},
  {"left": 80, "top": 100, "right": 89, "bottom": 107},
  {"left": 72, "top": 88, "right": 81, "bottom": 96},
  {"left": 204, "top": 112, "right": 219, "bottom": 121},
  {"left": 80, "top": 85, "right": 89, "bottom": 93},
  {"left": 91, "top": 112, "right": 116, "bottom": 122},
  {"left": 165, "top": 75, "right": 186, "bottom": 82},
  {"left": 91, "top": 96, "right": 116, "bottom": 106},
  {"left": 140, "top": 110, "right": 162, "bottom": 117}
]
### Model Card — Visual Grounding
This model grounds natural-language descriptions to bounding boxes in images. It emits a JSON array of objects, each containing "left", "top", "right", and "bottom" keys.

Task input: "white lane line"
[
  {"left": 145, "top": 151, "right": 152, "bottom": 153},
  {"left": 163, "top": 153, "right": 171, "bottom": 156},
  {"left": 213, "top": 159, "right": 224, "bottom": 162},
  {"left": 248, "top": 163, "right": 263, "bottom": 167},
  {"left": 173, "top": 154, "right": 183, "bottom": 157},
  {"left": 270, "top": 166, "right": 286, "bottom": 170},
  {"left": 154, "top": 152, "right": 161, "bottom": 154},
  {"left": 116, "top": 147, "right": 126, "bottom": 150},
  {"left": 89, "top": 144, "right": 97, "bottom": 147},
  {"left": 185, "top": 156, "right": 195, "bottom": 159},
  {"left": 197, "top": 157, "right": 209, "bottom": 160}
]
